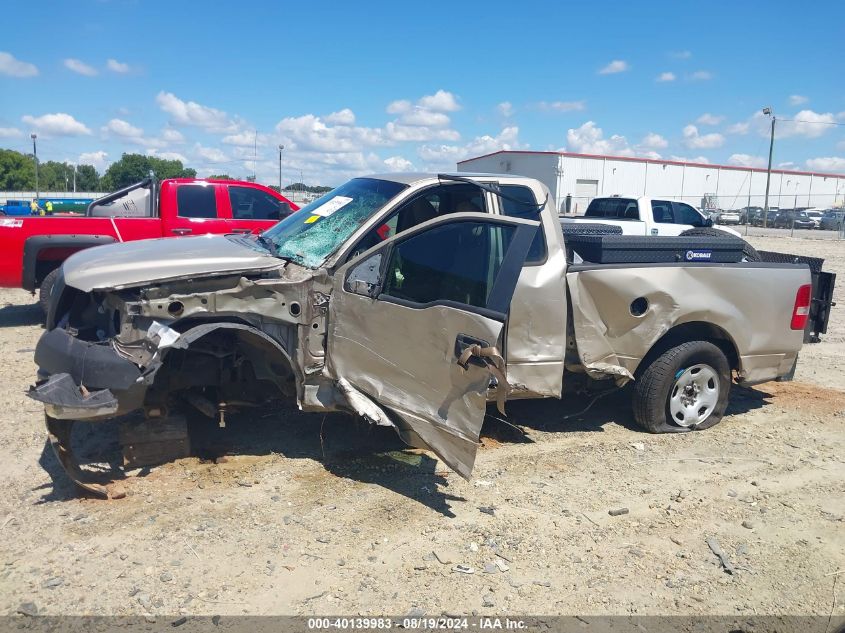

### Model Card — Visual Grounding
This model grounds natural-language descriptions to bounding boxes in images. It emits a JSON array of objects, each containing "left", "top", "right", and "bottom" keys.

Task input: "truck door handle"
[
  {"left": 454, "top": 334, "right": 491, "bottom": 368},
  {"left": 171, "top": 228, "right": 192, "bottom": 235}
]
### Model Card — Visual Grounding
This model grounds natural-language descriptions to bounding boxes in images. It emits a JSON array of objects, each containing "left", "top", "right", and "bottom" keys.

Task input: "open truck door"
[{"left": 325, "top": 213, "right": 539, "bottom": 478}]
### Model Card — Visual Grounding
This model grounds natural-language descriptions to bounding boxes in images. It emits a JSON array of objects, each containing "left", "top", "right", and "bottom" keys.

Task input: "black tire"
[
  {"left": 679, "top": 227, "right": 761, "bottom": 262},
  {"left": 38, "top": 267, "right": 60, "bottom": 316},
  {"left": 633, "top": 340, "right": 731, "bottom": 434}
]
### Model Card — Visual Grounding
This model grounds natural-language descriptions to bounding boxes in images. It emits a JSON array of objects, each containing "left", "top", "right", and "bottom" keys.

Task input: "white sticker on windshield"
[{"left": 312, "top": 196, "right": 353, "bottom": 217}]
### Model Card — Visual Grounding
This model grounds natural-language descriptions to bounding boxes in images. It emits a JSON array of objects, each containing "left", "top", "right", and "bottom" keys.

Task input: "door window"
[
  {"left": 229, "top": 186, "right": 285, "bottom": 220},
  {"left": 351, "top": 183, "right": 488, "bottom": 257},
  {"left": 651, "top": 200, "right": 675, "bottom": 224},
  {"left": 177, "top": 184, "right": 217, "bottom": 218},
  {"left": 499, "top": 185, "right": 546, "bottom": 263},
  {"left": 585, "top": 198, "right": 639, "bottom": 220},
  {"left": 381, "top": 221, "right": 515, "bottom": 311},
  {"left": 672, "top": 202, "right": 705, "bottom": 226}
]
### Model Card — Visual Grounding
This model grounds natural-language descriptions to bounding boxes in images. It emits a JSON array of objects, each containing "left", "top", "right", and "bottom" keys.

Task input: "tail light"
[{"left": 790, "top": 284, "right": 812, "bottom": 330}]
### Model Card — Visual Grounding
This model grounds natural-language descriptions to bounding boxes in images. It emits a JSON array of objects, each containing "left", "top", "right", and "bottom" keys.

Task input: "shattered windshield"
[{"left": 261, "top": 178, "right": 407, "bottom": 268}]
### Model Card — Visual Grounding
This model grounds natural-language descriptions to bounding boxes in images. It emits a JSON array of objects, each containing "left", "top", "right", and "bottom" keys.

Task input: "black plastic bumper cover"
[
  {"left": 28, "top": 373, "right": 118, "bottom": 412},
  {"left": 34, "top": 328, "right": 141, "bottom": 391}
]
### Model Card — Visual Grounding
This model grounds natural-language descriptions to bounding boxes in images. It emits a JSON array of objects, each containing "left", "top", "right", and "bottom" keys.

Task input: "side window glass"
[
  {"left": 382, "top": 221, "right": 515, "bottom": 310},
  {"left": 500, "top": 185, "right": 546, "bottom": 264},
  {"left": 673, "top": 202, "right": 704, "bottom": 226},
  {"left": 351, "top": 184, "right": 488, "bottom": 259},
  {"left": 652, "top": 200, "right": 675, "bottom": 224},
  {"left": 177, "top": 185, "right": 217, "bottom": 219},
  {"left": 229, "top": 186, "right": 283, "bottom": 220}
]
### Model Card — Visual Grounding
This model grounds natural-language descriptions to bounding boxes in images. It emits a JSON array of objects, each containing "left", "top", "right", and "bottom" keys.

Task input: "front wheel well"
[{"left": 636, "top": 321, "right": 739, "bottom": 378}]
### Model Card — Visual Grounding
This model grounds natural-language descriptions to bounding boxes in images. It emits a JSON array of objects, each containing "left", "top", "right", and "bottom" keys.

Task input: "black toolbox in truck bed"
[{"left": 566, "top": 234, "right": 746, "bottom": 264}]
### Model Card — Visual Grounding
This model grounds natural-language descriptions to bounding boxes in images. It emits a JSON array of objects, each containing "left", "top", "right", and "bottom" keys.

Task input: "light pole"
[
  {"left": 762, "top": 107, "right": 776, "bottom": 228},
  {"left": 278, "top": 144, "right": 284, "bottom": 192},
  {"left": 30, "top": 133, "right": 39, "bottom": 204},
  {"left": 72, "top": 164, "right": 76, "bottom": 193}
]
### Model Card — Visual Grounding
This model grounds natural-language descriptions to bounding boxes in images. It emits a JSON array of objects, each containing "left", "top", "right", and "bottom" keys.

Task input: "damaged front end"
[{"left": 29, "top": 262, "right": 328, "bottom": 496}]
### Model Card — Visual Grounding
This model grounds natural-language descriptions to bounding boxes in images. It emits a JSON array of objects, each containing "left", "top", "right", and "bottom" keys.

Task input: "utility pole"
[
  {"left": 72, "top": 164, "right": 76, "bottom": 193},
  {"left": 278, "top": 144, "right": 284, "bottom": 192},
  {"left": 762, "top": 107, "right": 775, "bottom": 228},
  {"left": 30, "top": 133, "right": 39, "bottom": 203}
]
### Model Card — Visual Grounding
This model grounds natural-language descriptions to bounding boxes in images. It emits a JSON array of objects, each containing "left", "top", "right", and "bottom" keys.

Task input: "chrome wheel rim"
[{"left": 669, "top": 364, "right": 720, "bottom": 427}]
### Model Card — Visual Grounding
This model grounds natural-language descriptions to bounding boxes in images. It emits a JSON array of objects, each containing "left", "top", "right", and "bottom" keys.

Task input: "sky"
[{"left": 1, "top": 0, "right": 844, "bottom": 187}]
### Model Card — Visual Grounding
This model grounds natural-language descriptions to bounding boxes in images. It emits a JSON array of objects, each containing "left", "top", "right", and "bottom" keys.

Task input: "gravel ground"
[{"left": 0, "top": 234, "right": 842, "bottom": 618}]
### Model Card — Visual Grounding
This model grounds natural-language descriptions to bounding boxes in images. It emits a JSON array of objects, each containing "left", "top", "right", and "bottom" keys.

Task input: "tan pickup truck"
[{"left": 29, "top": 173, "right": 835, "bottom": 496}]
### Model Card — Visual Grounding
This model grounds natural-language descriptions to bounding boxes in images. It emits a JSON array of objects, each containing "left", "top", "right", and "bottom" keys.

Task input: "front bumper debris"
[{"left": 28, "top": 373, "right": 119, "bottom": 419}]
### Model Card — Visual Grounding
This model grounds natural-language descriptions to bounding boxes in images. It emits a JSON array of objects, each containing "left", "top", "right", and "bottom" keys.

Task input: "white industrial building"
[{"left": 457, "top": 150, "right": 845, "bottom": 215}]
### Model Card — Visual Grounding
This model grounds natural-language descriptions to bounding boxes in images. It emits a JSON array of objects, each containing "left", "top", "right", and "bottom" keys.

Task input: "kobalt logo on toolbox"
[{"left": 685, "top": 249, "right": 713, "bottom": 261}]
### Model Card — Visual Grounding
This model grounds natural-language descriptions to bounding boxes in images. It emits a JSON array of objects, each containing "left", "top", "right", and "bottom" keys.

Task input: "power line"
[{"left": 778, "top": 118, "right": 845, "bottom": 127}]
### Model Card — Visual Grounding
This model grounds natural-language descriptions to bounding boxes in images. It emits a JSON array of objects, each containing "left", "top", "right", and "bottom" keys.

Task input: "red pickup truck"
[{"left": 0, "top": 176, "right": 298, "bottom": 312}]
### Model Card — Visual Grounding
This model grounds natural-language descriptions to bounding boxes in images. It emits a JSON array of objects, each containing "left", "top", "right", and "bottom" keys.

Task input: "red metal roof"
[{"left": 456, "top": 150, "right": 845, "bottom": 179}]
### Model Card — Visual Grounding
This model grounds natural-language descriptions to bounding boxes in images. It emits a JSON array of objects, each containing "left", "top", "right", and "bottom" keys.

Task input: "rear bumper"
[{"left": 29, "top": 328, "right": 146, "bottom": 419}]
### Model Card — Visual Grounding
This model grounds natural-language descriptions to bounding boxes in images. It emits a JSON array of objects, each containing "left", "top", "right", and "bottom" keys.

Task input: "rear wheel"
[
  {"left": 38, "top": 268, "right": 60, "bottom": 316},
  {"left": 633, "top": 341, "right": 731, "bottom": 433},
  {"left": 679, "top": 227, "right": 761, "bottom": 262}
]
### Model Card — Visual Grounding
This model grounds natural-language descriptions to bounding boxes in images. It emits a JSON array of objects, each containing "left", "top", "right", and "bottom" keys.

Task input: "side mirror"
[
  {"left": 345, "top": 251, "right": 383, "bottom": 297},
  {"left": 704, "top": 217, "right": 714, "bottom": 227}
]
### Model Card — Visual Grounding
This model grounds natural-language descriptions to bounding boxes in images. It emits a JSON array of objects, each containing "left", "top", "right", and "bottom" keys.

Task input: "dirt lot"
[{"left": 0, "top": 234, "right": 843, "bottom": 618}]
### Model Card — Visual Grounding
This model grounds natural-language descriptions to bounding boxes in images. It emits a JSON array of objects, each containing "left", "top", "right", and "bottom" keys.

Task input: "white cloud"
[
  {"left": 640, "top": 132, "right": 668, "bottom": 149},
  {"left": 537, "top": 100, "right": 586, "bottom": 112},
  {"left": 418, "top": 90, "right": 461, "bottom": 112},
  {"left": 696, "top": 113, "right": 724, "bottom": 126},
  {"left": 669, "top": 155, "right": 710, "bottom": 164},
  {"left": 690, "top": 70, "right": 713, "bottom": 81},
  {"left": 78, "top": 150, "right": 109, "bottom": 170},
  {"left": 0, "top": 127, "right": 23, "bottom": 138},
  {"left": 0, "top": 51, "right": 38, "bottom": 77},
  {"left": 156, "top": 91, "right": 240, "bottom": 133},
  {"left": 221, "top": 130, "right": 269, "bottom": 146},
  {"left": 656, "top": 72, "right": 676, "bottom": 82},
  {"left": 194, "top": 144, "right": 229, "bottom": 163},
  {"left": 324, "top": 108, "right": 356, "bottom": 125},
  {"left": 147, "top": 149, "right": 188, "bottom": 163},
  {"left": 386, "top": 99, "right": 412, "bottom": 115},
  {"left": 682, "top": 124, "right": 724, "bottom": 149},
  {"left": 276, "top": 113, "right": 387, "bottom": 153},
  {"left": 64, "top": 58, "right": 98, "bottom": 76},
  {"left": 102, "top": 118, "right": 143, "bottom": 138},
  {"left": 383, "top": 155, "right": 414, "bottom": 172},
  {"left": 726, "top": 122, "right": 749, "bottom": 135},
  {"left": 384, "top": 122, "right": 460, "bottom": 142},
  {"left": 776, "top": 109, "right": 837, "bottom": 139},
  {"left": 497, "top": 102, "right": 514, "bottom": 118},
  {"left": 417, "top": 127, "right": 521, "bottom": 168},
  {"left": 805, "top": 156, "right": 845, "bottom": 173},
  {"left": 22, "top": 112, "right": 91, "bottom": 136},
  {"left": 788, "top": 94, "right": 808, "bottom": 106},
  {"left": 160, "top": 128, "right": 185, "bottom": 143},
  {"left": 670, "top": 50, "right": 692, "bottom": 59},
  {"left": 599, "top": 60, "right": 629, "bottom": 75},
  {"left": 396, "top": 108, "right": 451, "bottom": 127},
  {"left": 728, "top": 153, "right": 766, "bottom": 168},
  {"left": 107, "top": 58, "right": 131, "bottom": 73},
  {"left": 565, "top": 121, "right": 633, "bottom": 156}
]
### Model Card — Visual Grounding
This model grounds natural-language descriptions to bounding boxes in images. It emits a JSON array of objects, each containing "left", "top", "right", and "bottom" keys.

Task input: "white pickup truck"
[
  {"left": 29, "top": 173, "right": 834, "bottom": 497},
  {"left": 562, "top": 195, "right": 742, "bottom": 238}
]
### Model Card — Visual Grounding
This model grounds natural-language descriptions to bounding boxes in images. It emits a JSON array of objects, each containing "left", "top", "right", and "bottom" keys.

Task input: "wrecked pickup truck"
[{"left": 29, "top": 172, "right": 834, "bottom": 497}]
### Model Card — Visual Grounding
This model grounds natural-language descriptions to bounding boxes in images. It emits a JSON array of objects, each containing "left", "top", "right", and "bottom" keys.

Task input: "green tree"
[
  {"left": 0, "top": 148, "right": 36, "bottom": 190},
  {"left": 207, "top": 174, "right": 232, "bottom": 180},
  {"left": 75, "top": 165, "right": 100, "bottom": 191},
  {"left": 100, "top": 153, "right": 197, "bottom": 191}
]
